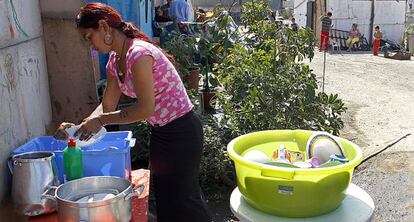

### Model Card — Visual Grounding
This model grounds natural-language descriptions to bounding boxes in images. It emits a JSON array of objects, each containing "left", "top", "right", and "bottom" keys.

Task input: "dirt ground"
[{"left": 309, "top": 51, "right": 414, "bottom": 222}]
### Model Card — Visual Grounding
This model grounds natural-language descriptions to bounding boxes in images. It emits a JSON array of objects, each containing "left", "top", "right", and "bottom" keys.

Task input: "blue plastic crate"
[{"left": 11, "top": 131, "right": 135, "bottom": 183}]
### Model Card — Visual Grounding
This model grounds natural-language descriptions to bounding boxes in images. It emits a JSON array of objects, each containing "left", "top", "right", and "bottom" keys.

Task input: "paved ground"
[
  {"left": 213, "top": 50, "right": 414, "bottom": 222},
  {"left": 309, "top": 50, "right": 414, "bottom": 222}
]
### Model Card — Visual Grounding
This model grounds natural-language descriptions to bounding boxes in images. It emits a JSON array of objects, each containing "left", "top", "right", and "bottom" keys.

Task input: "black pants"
[{"left": 150, "top": 111, "right": 211, "bottom": 222}]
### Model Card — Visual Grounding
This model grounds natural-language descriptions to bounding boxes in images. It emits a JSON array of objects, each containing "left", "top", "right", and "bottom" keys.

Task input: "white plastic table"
[{"left": 230, "top": 183, "right": 374, "bottom": 222}]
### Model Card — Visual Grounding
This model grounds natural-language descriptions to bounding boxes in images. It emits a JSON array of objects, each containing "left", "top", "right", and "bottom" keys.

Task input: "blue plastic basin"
[{"left": 10, "top": 131, "right": 135, "bottom": 183}]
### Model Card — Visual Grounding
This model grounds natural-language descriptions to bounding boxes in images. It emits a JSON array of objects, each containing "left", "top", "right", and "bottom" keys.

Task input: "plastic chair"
[{"left": 331, "top": 39, "right": 340, "bottom": 52}]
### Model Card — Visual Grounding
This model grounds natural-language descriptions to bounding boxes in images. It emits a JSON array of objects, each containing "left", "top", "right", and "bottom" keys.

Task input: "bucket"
[
  {"left": 227, "top": 130, "right": 363, "bottom": 218},
  {"left": 9, "top": 152, "right": 59, "bottom": 216}
]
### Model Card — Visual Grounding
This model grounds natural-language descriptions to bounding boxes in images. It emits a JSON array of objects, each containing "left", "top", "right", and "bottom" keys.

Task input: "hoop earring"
[{"left": 104, "top": 34, "right": 113, "bottom": 45}]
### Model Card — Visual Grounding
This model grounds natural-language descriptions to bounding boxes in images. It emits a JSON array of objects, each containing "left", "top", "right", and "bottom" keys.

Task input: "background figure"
[
  {"left": 291, "top": 17, "right": 298, "bottom": 32},
  {"left": 319, "top": 12, "right": 332, "bottom": 51},
  {"left": 160, "top": 0, "right": 172, "bottom": 18},
  {"left": 168, "top": 0, "right": 194, "bottom": 34},
  {"left": 155, "top": 0, "right": 172, "bottom": 22},
  {"left": 196, "top": 8, "right": 207, "bottom": 23},
  {"left": 347, "top": 23, "right": 361, "bottom": 51},
  {"left": 373, "top": 26, "right": 382, "bottom": 56},
  {"left": 169, "top": 0, "right": 193, "bottom": 23}
]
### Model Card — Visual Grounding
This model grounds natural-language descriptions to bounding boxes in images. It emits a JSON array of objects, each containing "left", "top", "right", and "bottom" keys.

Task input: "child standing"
[
  {"left": 319, "top": 12, "right": 333, "bottom": 51},
  {"left": 373, "top": 26, "right": 382, "bottom": 56}
]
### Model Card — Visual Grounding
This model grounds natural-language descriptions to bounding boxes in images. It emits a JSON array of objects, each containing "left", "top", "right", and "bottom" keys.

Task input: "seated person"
[
  {"left": 196, "top": 9, "right": 207, "bottom": 23},
  {"left": 169, "top": 0, "right": 194, "bottom": 34},
  {"left": 155, "top": 0, "right": 172, "bottom": 22},
  {"left": 160, "top": 0, "right": 172, "bottom": 19},
  {"left": 155, "top": 6, "right": 171, "bottom": 22},
  {"left": 169, "top": 0, "right": 193, "bottom": 23},
  {"left": 347, "top": 23, "right": 361, "bottom": 51}
]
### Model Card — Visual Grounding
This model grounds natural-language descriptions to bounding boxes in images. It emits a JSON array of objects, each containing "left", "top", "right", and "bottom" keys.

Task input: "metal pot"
[
  {"left": 9, "top": 152, "right": 59, "bottom": 216},
  {"left": 48, "top": 176, "right": 144, "bottom": 222}
]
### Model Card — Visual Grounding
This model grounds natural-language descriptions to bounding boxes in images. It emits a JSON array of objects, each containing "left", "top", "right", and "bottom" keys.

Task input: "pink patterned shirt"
[{"left": 106, "top": 39, "right": 193, "bottom": 127}]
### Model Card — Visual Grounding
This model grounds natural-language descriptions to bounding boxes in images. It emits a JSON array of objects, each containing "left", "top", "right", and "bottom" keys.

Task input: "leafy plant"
[
  {"left": 199, "top": 115, "right": 235, "bottom": 197},
  {"left": 215, "top": 0, "right": 346, "bottom": 136},
  {"left": 280, "top": 8, "right": 293, "bottom": 20},
  {"left": 130, "top": 121, "right": 151, "bottom": 168},
  {"left": 161, "top": 30, "right": 199, "bottom": 78},
  {"left": 193, "top": 8, "right": 240, "bottom": 92}
]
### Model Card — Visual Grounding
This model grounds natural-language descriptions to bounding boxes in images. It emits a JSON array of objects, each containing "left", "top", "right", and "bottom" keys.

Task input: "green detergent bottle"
[{"left": 63, "top": 138, "right": 83, "bottom": 182}]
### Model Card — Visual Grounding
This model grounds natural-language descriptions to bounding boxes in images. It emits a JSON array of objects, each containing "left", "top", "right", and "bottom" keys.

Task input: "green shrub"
[
  {"left": 199, "top": 115, "right": 234, "bottom": 197},
  {"left": 216, "top": 0, "right": 346, "bottom": 136}
]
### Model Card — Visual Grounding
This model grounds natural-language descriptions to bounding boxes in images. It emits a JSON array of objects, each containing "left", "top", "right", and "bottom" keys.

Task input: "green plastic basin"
[{"left": 227, "top": 130, "right": 363, "bottom": 218}]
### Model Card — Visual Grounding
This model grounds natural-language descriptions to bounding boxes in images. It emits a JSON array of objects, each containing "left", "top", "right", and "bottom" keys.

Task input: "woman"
[
  {"left": 347, "top": 23, "right": 361, "bottom": 51},
  {"left": 56, "top": 3, "right": 211, "bottom": 222}
]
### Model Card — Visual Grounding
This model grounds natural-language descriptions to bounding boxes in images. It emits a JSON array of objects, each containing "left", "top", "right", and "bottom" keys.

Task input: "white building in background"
[
  {"left": 293, "top": 0, "right": 308, "bottom": 28},
  {"left": 293, "top": 0, "right": 407, "bottom": 43}
]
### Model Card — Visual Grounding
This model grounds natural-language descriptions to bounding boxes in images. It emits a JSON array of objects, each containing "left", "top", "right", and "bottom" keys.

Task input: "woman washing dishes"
[{"left": 55, "top": 3, "right": 211, "bottom": 222}]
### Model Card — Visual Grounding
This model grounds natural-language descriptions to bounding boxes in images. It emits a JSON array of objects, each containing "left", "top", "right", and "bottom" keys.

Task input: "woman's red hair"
[{"left": 76, "top": 2, "right": 175, "bottom": 64}]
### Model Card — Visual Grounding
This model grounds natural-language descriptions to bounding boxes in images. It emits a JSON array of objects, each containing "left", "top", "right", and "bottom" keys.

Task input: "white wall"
[
  {"left": 0, "top": 0, "right": 42, "bottom": 48},
  {"left": 0, "top": 0, "right": 52, "bottom": 201},
  {"left": 374, "top": 0, "right": 406, "bottom": 42},
  {"left": 327, "top": 0, "right": 406, "bottom": 43},
  {"left": 293, "top": 0, "right": 308, "bottom": 28}
]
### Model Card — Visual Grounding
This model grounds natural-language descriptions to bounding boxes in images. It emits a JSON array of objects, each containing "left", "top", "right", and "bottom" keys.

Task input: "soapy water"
[{"left": 65, "top": 189, "right": 119, "bottom": 203}]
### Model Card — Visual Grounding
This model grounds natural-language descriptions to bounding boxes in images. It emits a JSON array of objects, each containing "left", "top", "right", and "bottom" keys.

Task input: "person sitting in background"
[
  {"left": 373, "top": 25, "right": 382, "bottom": 56},
  {"left": 160, "top": 0, "right": 172, "bottom": 19},
  {"left": 168, "top": 0, "right": 194, "bottom": 34},
  {"left": 155, "top": 6, "right": 171, "bottom": 22},
  {"left": 195, "top": 8, "right": 207, "bottom": 23},
  {"left": 347, "top": 23, "right": 361, "bottom": 51},
  {"left": 169, "top": 0, "right": 193, "bottom": 23},
  {"left": 291, "top": 17, "right": 299, "bottom": 32}
]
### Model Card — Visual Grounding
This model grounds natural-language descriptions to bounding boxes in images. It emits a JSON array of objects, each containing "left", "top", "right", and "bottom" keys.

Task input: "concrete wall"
[
  {"left": 42, "top": 18, "right": 100, "bottom": 124},
  {"left": 0, "top": 0, "right": 52, "bottom": 201},
  {"left": 327, "top": 0, "right": 406, "bottom": 43},
  {"left": 294, "top": 0, "right": 310, "bottom": 28},
  {"left": 40, "top": 0, "right": 100, "bottom": 126}
]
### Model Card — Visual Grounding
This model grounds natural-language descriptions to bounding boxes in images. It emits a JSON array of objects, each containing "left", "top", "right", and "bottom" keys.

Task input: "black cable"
[{"left": 356, "top": 133, "right": 411, "bottom": 168}]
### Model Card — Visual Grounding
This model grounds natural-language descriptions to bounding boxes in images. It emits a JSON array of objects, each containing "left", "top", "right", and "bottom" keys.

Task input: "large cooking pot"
[
  {"left": 46, "top": 176, "right": 144, "bottom": 222},
  {"left": 9, "top": 151, "right": 59, "bottom": 216}
]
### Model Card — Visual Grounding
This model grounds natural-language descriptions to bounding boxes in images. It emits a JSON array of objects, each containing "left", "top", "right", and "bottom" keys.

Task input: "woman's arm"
[
  {"left": 76, "top": 55, "right": 155, "bottom": 140},
  {"left": 54, "top": 72, "right": 122, "bottom": 140},
  {"left": 99, "top": 55, "right": 155, "bottom": 125},
  {"left": 89, "top": 74, "right": 122, "bottom": 117}
]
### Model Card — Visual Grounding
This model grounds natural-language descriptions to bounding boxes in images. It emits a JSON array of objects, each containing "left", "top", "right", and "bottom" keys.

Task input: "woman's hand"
[
  {"left": 75, "top": 116, "right": 103, "bottom": 141},
  {"left": 54, "top": 122, "right": 75, "bottom": 140}
]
